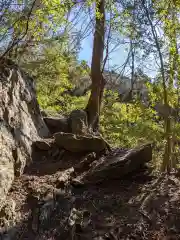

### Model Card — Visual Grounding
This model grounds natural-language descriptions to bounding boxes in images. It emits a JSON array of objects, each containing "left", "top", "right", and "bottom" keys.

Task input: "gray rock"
[
  {"left": 56, "top": 167, "right": 74, "bottom": 188},
  {"left": 69, "top": 109, "right": 88, "bottom": 135},
  {"left": 0, "top": 198, "right": 16, "bottom": 230},
  {"left": 43, "top": 116, "right": 69, "bottom": 134},
  {"left": 154, "top": 103, "right": 178, "bottom": 119},
  {"left": 35, "top": 139, "right": 52, "bottom": 150},
  {"left": 77, "top": 143, "right": 152, "bottom": 184},
  {"left": 0, "top": 61, "right": 49, "bottom": 210},
  {"left": 43, "top": 109, "right": 89, "bottom": 135},
  {"left": 54, "top": 132, "right": 107, "bottom": 153}
]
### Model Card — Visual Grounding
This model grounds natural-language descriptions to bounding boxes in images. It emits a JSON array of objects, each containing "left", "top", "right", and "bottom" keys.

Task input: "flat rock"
[
  {"left": 54, "top": 132, "right": 107, "bottom": 153},
  {"left": 43, "top": 117, "right": 69, "bottom": 134},
  {"left": 76, "top": 143, "right": 152, "bottom": 184}
]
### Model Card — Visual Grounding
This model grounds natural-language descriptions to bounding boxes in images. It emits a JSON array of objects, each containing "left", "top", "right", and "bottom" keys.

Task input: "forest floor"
[{"left": 1, "top": 147, "right": 180, "bottom": 240}]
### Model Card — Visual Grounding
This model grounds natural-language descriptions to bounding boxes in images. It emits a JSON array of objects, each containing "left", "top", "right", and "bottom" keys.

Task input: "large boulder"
[
  {"left": 73, "top": 143, "right": 152, "bottom": 184},
  {"left": 154, "top": 103, "right": 179, "bottom": 119},
  {"left": 43, "top": 109, "right": 89, "bottom": 135},
  {"left": 43, "top": 116, "right": 69, "bottom": 134},
  {"left": 0, "top": 60, "right": 49, "bottom": 210},
  {"left": 54, "top": 132, "right": 107, "bottom": 153},
  {"left": 68, "top": 109, "right": 88, "bottom": 135}
]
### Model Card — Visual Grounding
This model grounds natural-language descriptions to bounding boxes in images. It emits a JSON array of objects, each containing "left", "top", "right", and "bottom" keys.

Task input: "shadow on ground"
[
  {"left": 2, "top": 165, "right": 180, "bottom": 239},
  {"left": 1, "top": 146, "right": 180, "bottom": 239}
]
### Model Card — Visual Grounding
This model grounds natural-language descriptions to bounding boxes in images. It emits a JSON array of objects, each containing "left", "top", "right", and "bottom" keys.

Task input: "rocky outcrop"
[
  {"left": 69, "top": 109, "right": 88, "bottom": 135},
  {"left": 43, "top": 109, "right": 89, "bottom": 135},
  {"left": 154, "top": 103, "right": 179, "bottom": 119},
  {"left": 0, "top": 60, "right": 49, "bottom": 210},
  {"left": 72, "top": 143, "right": 152, "bottom": 185},
  {"left": 54, "top": 132, "right": 107, "bottom": 153},
  {"left": 44, "top": 109, "right": 109, "bottom": 153},
  {"left": 43, "top": 116, "right": 69, "bottom": 134}
]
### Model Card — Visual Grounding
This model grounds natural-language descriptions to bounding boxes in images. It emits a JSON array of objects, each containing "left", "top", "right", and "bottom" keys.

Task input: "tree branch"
[{"left": 0, "top": 0, "right": 37, "bottom": 59}]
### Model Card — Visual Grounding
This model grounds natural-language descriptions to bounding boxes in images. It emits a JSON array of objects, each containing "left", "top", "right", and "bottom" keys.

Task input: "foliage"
[
  {"left": 100, "top": 90, "right": 163, "bottom": 146},
  {"left": 20, "top": 36, "right": 89, "bottom": 114},
  {"left": 1, "top": 0, "right": 180, "bottom": 172},
  {"left": 0, "top": 0, "right": 70, "bottom": 57}
]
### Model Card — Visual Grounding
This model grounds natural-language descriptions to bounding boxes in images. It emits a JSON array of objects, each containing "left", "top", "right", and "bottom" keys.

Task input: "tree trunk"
[
  {"left": 141, "top": 0, "right": 171, "bottom": 172},
  {"left": 85, "top": 0, "right": 105, "bottom": 132}
]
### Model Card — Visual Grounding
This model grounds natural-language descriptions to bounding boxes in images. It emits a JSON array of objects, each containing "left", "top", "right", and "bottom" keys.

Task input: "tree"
[
  {"left": 0, "top": 0, "right": 70, "bottom": 60},
  {"left": 85, "top": 0, "right": 105, "bottom": 132},
  {"left": 2, "top": 0, "right": 180, "bottom": 171},
  {"left": 19, "top": 35, "right": 89, "bottom": 113}
]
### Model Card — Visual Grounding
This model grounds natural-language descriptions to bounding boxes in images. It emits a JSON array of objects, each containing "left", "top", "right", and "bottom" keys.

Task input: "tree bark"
[
  {"left": 141, "top": 0, "right": 171, "bottom": 172},
  {"left": 85, "top": 0, "right": 105, "bottom": 132}
]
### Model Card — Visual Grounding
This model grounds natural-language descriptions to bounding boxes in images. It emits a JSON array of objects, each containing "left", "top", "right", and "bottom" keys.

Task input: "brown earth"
[{"left": 1, "top": 146, "right": 180, "bottom": 240}]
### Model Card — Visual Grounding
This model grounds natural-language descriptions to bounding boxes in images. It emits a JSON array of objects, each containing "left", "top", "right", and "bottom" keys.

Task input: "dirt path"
[{"left": 1, "top": 148, "right": 180, "bottom": 240}]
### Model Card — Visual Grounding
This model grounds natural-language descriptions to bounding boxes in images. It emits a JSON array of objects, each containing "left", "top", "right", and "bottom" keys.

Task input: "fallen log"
[{"left": 73, "top": 143, "right": 152, "bottom": 185}]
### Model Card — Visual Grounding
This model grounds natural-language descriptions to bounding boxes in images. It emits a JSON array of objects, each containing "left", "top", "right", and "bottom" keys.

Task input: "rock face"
[
  {"left": 73, "top": 143, "right": 152, "bottom": 184},
  {"left": 54, "top": 132, "right": 107, "bottom": 153},
  {"left": 43, "top": 116, "right": 69, "bottom": 134},
  {"left": 0, "top": 60, "right": 49, "bottom": 210}
]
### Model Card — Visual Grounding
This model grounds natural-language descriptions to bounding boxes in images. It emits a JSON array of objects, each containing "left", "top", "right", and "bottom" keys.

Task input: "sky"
[
  {"left": 69, "top": 5, "right": 158, "bottom": 79},
  {"left": 69, "top": 6, "right": 130, "bottom": 73},
  {"left": 77, "top": 21, "right": 128, "bottom": 68},
  {"left": 77, "top": 31, "right": 158, "bottom": 78},
  {"left": 78, "top": 33, "right": 129, "bottom": 70}
]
